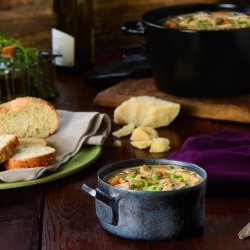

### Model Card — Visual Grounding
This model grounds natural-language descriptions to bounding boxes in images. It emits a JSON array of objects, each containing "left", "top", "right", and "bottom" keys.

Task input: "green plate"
[{"left": 0, "top": 145, "right": 102, "bottom": 190}]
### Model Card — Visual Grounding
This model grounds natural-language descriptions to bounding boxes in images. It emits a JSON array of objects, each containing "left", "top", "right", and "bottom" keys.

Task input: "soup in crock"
[
  {"left": 105, "top": 164, "right": 203, "bottom": 191},
  {"left": 161, "top": 11, "right": 250, "bottom": 30}
]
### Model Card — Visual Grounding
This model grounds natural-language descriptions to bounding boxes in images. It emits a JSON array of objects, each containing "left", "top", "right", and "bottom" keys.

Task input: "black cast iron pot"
[
  {"left": 122, "top": 4, "right": 250, "bottom": 97},
  {"left": 82, "top": 158, "right": 207, "bottom": 240}
]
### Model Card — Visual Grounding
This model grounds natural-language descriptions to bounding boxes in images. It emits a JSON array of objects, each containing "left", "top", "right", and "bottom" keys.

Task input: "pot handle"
[
  {"left": 81, "top": 184, "right": 118, "bottom": 226},
  {"left": 121, "top": 21, "right": 145, "bottom": 36}
]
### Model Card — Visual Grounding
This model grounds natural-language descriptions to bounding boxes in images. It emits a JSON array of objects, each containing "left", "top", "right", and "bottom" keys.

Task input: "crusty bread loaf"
[
  {"left": 5, "top": 146, "right": 56, "bottom": 170},
  {"left": 0, "top": 97, "right": 59, "bottom": 138},
  {"left": 0, "top": 135, "right": 19, "bottom": 163},
  {"left": 18, "top": 138, "right": 47, "bottom": 148}
]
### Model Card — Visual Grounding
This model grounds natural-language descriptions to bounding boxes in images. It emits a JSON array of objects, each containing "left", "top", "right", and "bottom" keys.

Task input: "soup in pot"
[
  {"left": 105, "top": 164, "right": 202, "bottom": 191},
  {"left": 161, "top": 11, "right": 250, "bottom": 30}
]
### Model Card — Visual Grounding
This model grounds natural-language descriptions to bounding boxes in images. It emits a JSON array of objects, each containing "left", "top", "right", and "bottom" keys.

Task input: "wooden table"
[{"left": 0, "top": 71, "right": 250, "bottom": 250}]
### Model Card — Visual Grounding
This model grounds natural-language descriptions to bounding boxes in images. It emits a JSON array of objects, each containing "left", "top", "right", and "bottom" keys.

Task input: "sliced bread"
[
  {"left": 0, "top": 97, "right": 59, "bottom": 138},
  {"left": 5, "top": 146, "right": 56, "bottom": 170},
  {"left": 0, "top": 135, "right": 19, "bottom": 164},
  {"left": 18, "top": 138, "right": 47, "bottom": 148}
]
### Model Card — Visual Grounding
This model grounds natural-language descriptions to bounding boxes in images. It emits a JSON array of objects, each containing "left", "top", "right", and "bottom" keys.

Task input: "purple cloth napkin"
[{"left": 169, "top": 130, "right": 250, "bottom": 183}]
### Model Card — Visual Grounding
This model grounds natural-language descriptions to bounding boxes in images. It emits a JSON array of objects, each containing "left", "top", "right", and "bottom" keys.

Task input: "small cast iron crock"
[
  {"left": 82, "top": 158, "right": 207, "bottom": 240},
  {"left": 122, "top": 4, "right": 250, "bottom": 97}
]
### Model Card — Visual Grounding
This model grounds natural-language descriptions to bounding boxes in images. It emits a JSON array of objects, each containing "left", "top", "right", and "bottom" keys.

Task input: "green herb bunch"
[
  {"left": 0, "top": 33, "right": 38, "bottom": 68},
  {"left": 0, "top": 33, "right": 56, "bottom": 102}
]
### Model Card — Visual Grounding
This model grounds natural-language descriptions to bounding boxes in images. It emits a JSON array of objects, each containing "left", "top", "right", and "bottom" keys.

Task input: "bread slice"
[
  {"left": 5, "top": 146, "right": 56, "bottom": 170},
  {"left": 0, "top": 135, "right": 19, "bottom": 164},
  {"left": 0, "top": 97, "right": 59, "bottom": 138},
  {"left": 18, "top": 138, "right": 47, "bottom": 148}
]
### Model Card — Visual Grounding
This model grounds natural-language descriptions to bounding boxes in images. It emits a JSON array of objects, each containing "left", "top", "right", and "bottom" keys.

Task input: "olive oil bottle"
[{"left": 52, "top": 0, "right": 94, "bottom": 72}]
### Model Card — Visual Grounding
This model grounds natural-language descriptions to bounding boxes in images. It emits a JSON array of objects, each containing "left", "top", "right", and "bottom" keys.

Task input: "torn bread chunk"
[
  {"left": 130, "top": 127, "right": 158, "bottom": 141},
  {"left": 0, "top": 135, "right": 19, "bottom": 163},
  {"left": 112, "top": 123, "right": 135, "bottom": 138},
  {"left": 113, "top": 139, "right": 122, "bottom": 147},
  {"left": 130, "top": 140, "right": 152, "bottom": 149},
  {"left": 114, "top": 96, "right": 180, "bottom": 128},
  {"left": 149, "top": 138, "right": 171, "bottom": 153},
  {"left": 129, "top": 126, "right": 170, "bottom": 152},
  {"left": 238, "top": 222, "right": 250, "bottom": 239}
]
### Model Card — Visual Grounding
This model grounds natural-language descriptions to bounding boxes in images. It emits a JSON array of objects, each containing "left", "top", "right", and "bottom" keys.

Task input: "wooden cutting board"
[{"left": 94, "top": 78, "right": 250, "bottom": 123}]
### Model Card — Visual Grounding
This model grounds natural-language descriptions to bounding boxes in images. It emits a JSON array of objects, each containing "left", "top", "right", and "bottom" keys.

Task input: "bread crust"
[
  {"left": 5, "top": 148, "right": 56, "bottom": 170},
  {"left": 0, "top": 135, "right": 19, "bottom": 164},
  {"left": 0, "top": 97, "right": 59, "bottom": 138},
  {"left": 0, "top": 97, "right": 56, "bottom": 114}
]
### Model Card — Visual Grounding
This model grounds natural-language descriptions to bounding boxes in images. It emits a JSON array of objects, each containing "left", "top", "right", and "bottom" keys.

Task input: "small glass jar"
[
  {"left": 0, "top": 65, "right": 28, "bottom": 102},
  {"left": 0, "top": 52, "right": 57, "bottom": 103}
]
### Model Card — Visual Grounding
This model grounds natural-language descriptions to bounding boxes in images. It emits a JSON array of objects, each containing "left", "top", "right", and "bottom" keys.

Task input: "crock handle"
[
  {"left": 81, "top": 184, "right": 118, "bottom": 226},
  {"left": 121, "top": 21, "right": 145, "bottom": 35}
]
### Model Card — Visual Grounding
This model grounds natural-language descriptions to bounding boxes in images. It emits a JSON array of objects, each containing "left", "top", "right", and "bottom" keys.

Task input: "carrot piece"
[
  {"left": 110, "top": 176, "right": 121, "bottom": 186},
  {"left": 153, "top": 165, "right": 167, "bottom": 170},
  {"left": 1, "top": 45, "right": 17, "bottom": 58},
  {"left": 165, "top": 23, "right": 178, "bottom": 29},
  {"left": 193, "top": 179, "right": 202, "bottom": 185}
]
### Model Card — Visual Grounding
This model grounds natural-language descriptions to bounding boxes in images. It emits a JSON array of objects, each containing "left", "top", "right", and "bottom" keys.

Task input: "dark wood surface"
[
  {"left": 1, "top": 1, "right": 250, "bottom": 249},
  {"left": 0, "top": 70, "right": 249, "bottom": 250},
  {"left": 94, "top": 78, "right": 250, "bottom": 124}
]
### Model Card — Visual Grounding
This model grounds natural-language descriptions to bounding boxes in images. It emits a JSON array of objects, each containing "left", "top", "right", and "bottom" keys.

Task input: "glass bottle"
[{"left": 52, "top": 0, "right": 94, "bottom": 72}]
